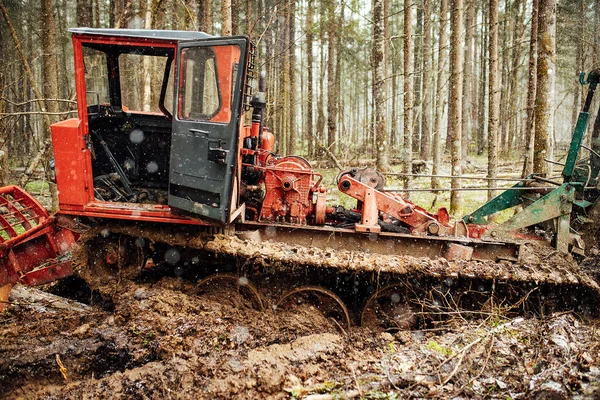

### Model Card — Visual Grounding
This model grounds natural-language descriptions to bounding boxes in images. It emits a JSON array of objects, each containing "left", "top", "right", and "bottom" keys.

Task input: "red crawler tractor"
[{"left": 2, "top": 29, "right": 599, "bottom": 327}]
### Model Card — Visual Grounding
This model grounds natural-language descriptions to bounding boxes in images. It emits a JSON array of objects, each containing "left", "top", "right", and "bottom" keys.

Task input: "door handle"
[{"left": 189, "top": 128, "right": 210, "bottom": 136}]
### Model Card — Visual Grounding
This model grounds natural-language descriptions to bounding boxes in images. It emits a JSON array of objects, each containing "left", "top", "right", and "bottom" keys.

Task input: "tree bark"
[
  {"left": 287, "top": 0, "right": 296, "bottom": 155},
  {"left": 432, "top": 0, "right": 448, "bottom": 190},
  {"left": 570, "top": 0, "right": 585, "bottom": 131},
  {"left": 506, "top": 0, "right": 525, "bottom": 156},
  {"left": 476, "top": 6, "right": 488, "bottom": 156},
  {"left": 198, "top": 0, "right": 212, "bottom": 33},
  {"left": 221, "top": 0, "right": 232, "bottom": 36},
  {"left": 0, "top": 18, "right": 6, "bottom": 186},
  {"left": 533, "top": 0, "right": 556, "bottom": 176},
  {"left": 306, "top": 0, "right": 314, "bottom": 158},
  {"left": 403, "top": 0, "right": 413, "bottom": 190},
  {"left": 488, "top": 0, "right": 500, "bottom": 201},
  {"left": 77, "top": 0, "right": 93, "bottom": 27},
  {"left": 231, "top": 0, "right": 239, "bottom": 34},
  {"left": 40, "top": 0, "right": 61, "bottom": 210},
  {"left": 327, "top": 0, "right": 337, "bottom": 153},
  {"left": 316, "top": 0, "right": 326, "bottom": 153},
  {"left": 523, "top": 0, "right": 538, "bottom": 176},
  {"left": 448, "top": 0, "right": 463, "bottom": 214},
  {"left": 413, "top": 4, "right": 422, "bottom": 155},
  {"left": 373, "top": 0, "right": 389, "bottom": 171},
  {"left": 142, "top": 0, "right": 153, "bottom": 112},
  {"left": 420, "top": 0, "right": 432, "bottom": 161},
  {"left": 461, "top": 0, "right": 474, "bottom": 159}
]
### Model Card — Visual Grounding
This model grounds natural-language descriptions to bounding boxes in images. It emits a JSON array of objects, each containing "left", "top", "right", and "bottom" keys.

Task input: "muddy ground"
[{"left": 1, "top": 271, "right": 600, "bottom": 399}]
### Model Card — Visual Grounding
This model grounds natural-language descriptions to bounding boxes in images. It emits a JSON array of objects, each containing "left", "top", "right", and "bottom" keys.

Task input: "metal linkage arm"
[{"left": 337, "top": 175, "right": 452, "bottom": 235}]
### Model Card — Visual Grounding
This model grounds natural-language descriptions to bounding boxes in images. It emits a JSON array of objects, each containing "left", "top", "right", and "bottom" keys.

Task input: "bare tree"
[
  {"left": 448, "top": 0, "right": 463, "bottom": 214},
  {"left": 488, "top": 0, "right": 499, "bottom": 200},
  {"left": 221, "top": 0, "right": 232, "bottom": 36},
  {"left": 306, "top": 0, "right": 314, "bottom": 158},
  {"left": 0, "top": 17, "right": 6, "bottom": 186},
  {"left": 403, "top": 0, "right": 413, "bottom": 189},
  {"left": 462, "top": 0, "right": 475, "bottom": 159},
  {"left": 523, "top": 0, "right": 539, "bottom": 176},
  {"left": 533, "top": 0, "right": 556, "bottom": 175},
  {"left": 432, "top": 0, "right": 448, "bottom": 190},
  {"left": 198, "top": 0, "right": 212, "bottom": 34},
  {"left": 327, "top": 0, "right": 337, "bottom": 153},
  {"left": 420, "top": 0, "right": 432, "bottom": 161},
  {"left": 287, "top": 0, "right": 297, "bottom": 155}
]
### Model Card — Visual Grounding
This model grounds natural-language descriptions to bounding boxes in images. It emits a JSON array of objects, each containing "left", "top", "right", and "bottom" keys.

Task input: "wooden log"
[{"left": 7, "top": 284, "right": 93, "bottom": 313}]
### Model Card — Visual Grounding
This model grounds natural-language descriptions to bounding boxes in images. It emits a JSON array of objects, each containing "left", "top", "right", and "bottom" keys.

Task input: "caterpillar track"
[{"left": 70, "top": 221, "right": 600, "bottom": 332}]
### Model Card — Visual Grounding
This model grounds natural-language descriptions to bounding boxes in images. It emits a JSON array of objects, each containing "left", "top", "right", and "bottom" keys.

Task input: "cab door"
[{"left": 169, "top": 38, "right": 248, "bottom": 223}]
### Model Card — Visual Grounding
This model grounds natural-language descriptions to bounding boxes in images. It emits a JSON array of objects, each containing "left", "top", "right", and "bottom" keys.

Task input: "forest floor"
[{"left": 1, "top": 276, "right": 600, "bottom": 399}]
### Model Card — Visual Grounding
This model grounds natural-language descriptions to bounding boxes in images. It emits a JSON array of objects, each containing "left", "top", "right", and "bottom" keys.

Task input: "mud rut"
[{"left": 1, "top": 223, "right": 600, "bottom": 398}]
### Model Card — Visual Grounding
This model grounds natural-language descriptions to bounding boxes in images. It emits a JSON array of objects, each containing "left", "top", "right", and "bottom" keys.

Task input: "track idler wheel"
[
  {"left": 361, "top": 284, "right": 419, "bottom": 331},
  {"left": 276, "top": 286, "right": 351, "bottom": 331},
  {"left": 196, "top": 273, "right": 264, "bottom": 311}
]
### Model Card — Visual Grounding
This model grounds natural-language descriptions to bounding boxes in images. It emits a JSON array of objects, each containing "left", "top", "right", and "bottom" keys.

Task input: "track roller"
[
  {"left": 196, "top": 273, "right": 264, "bottom": 311},
  {"left": 276, "top": 286, "right": 351, "bottom": 331},
  {"left": 361, "top": 284, "right": 420, "bottom": 331}
]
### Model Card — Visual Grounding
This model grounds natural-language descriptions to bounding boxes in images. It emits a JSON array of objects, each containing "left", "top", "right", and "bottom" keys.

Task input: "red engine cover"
[{"left": 259, "top": 156, "right": 315, "bottom": 224}]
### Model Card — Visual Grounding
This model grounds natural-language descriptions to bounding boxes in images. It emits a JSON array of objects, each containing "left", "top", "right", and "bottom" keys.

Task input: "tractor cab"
[{"left": 51, "top": 28, "right": 253, "bottom": 224}]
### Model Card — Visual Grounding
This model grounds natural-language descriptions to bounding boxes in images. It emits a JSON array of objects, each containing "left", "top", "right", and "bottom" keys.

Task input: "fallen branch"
[
  {"left": 438, "top": 317, "right": 524, "bottom": 387},
  {"left": 7, "top": 284, "right": 94, "bottom": 313},
  {"left": 319, "top": 143, "right": 344, "bottom": 170}
]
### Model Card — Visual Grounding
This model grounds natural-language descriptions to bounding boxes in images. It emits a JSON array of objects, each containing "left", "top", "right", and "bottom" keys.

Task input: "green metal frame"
[{"left": 462, "top": 70, "right": 600, "bottom": 253}]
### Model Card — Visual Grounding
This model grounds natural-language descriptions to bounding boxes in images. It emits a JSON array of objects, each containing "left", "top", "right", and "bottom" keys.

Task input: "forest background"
[{"left": 0, "top": 0, "right": 598, "bottom": 214}]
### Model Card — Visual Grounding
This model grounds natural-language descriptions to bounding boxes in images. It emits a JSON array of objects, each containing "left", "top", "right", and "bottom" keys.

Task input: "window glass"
[
  {"left": 119, "top": 54, "right": 173, "bottom": 113},
  {"left": 179, "top": 47, "right": 220, "bottom": 120},
  {"left": 82, "top": 47, "right": 109, "bottom": 107}
]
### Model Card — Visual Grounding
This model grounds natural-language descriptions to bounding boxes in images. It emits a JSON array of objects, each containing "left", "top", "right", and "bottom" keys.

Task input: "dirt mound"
[{"left": 2, "top": 276, "right": 600, "bottom": 399}]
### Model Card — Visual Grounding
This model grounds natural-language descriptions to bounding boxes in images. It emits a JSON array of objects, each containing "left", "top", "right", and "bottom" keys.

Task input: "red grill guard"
[{"left": 0, "top": 186, "right": 78, "bottom": 310}]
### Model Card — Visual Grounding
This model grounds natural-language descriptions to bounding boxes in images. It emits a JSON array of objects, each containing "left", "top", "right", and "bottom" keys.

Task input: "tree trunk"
[
  {"left": 142, "top": 0, "right": 153, "bottom": 112},
  {"left": 432, "top": 0, "right": 448, "bottom": 190},
  {"left": 41, "top": 0, "right": 60, "bottom": 210},
  {"left": 221, "top": 0, "right": 232, "bottom": 36},
  {"left": 476, "top": 6, "right": 488, "bottom": 156},
  {"left": 246, "top": 0, "right": 253, "bottom": 35},
  {"left": 498, "top": 0, "right": 510, "bottom": 156},
  {"left": 287, "top": 0, "right": 296, "bottom": 155},
  {"left": 373, "top": 0, "right": 389, "bottom": 171},
  {"left": 420, "top": 0, "right": 432, "bottom": 161},
  {"left": 198, "top": 0, "right": 212, "bottom": 33},
  {"left": 77, "top": 0, "right": 93, "bottom": 27},
  {"left": 327, "top": 0, "right": 337, "bottom": 153},
  {"left": 335, "top": 3, "right": 344, "bottom": 154},
  {"left": 448, "top": 0, "right": 463, "bottom": 214},
  {"left": 317, "top": 1, "right": 326, "bottom": 154},
  {"left": 306, "top": 0, "right": 314, "bottom": 158},
  {"left": 0, "top": 18, "right": 6, "bottom": 186},
  {"left": 488, "top": 0, "right": 500, "bottom": 200},
  {"left": 533, "top": 0, "right": 556, "bottom": 175},
  {"left": 570, "top": 0, "right": 585, "bottom": 131},
  {"left": 413, "top": 4, "right": 422, "bottom": 155},
  {"left": 461, "top": 0, "right": 474, "bottom": 159},
  {"left": 231, "top": 0, "right": 239, "bottom": 34},
  {"left": 403, "top": 0, "right": 413, "bottom": 190},
  {"left": 523, "top": 0, "right": 538, "bottom": 176},
  {"left": 506, "top": 0, "right": 524, "bottom": 156}
]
